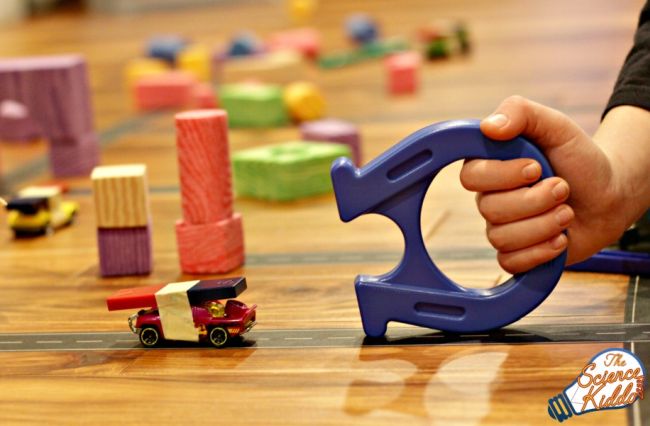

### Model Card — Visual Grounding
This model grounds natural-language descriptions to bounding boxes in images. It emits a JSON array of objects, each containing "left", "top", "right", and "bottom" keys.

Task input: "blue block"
[
  {"left": 227, "top": 32, "right": 262, "bottom": 57},
  {"left": 345, "top": 14, "right": 379, "bottom": 45},
  {"left": 331, "top": 119, "right": 567, "bottom": 337},
  {"left": 146, "top": 35, "right": 188, "bottom": 63}
]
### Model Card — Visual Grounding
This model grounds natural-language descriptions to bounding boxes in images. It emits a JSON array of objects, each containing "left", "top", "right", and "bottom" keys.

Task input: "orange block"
[
  {"left": 175, "top": 214, "right": 244, "bottom": 274},
  {"left": 134, "top": 71, "right": 196, "bottom": 111}
]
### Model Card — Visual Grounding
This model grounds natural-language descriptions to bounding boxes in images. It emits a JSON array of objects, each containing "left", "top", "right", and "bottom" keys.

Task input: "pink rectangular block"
[
  {"left": 192, "top": 82, "right": 218, "bottom": 109},
  {"left": 175, "top": 213, "right": 244, "bottom": 274},
  {"left": 98, "top": 225, "right": 152, "bottom": 277},
  {"left": 268, "top": 28, "right": 321, "bottom": 60},
  {"left": 385, "top": 52, "right": 421, "bottom": 95},
  {"left": 134, "top": 71, "right": 196, "bottom": 111},
  {"left": 300, "top": 118, "right": 362, "bottom": 165}
]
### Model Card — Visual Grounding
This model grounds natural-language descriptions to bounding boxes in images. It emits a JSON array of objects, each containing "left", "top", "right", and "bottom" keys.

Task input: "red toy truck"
[{"left": 107, "top": 277, "right": 256, "bottom": 348}]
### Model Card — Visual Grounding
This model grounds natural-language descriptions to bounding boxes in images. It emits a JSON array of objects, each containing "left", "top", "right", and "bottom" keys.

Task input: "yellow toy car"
[{"left": 6, "top": 186, "right": 78, "bottom": 237}]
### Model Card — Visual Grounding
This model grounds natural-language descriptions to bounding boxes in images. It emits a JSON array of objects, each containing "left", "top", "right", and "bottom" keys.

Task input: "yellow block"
[
  {"left": 283, "top": 81, "right": 326, "bottom": 122},
  {"left": 91, "top": 164, "right": 150, "bottom": 228},
  {"left": 155, "top": 281, "right": 200, "bottom": 342},
  {"left": 288, "top": 0, "right": 318, "bottom": 23},
  {"left": 220, "top": 50, "right": 304, "bottom": 85},
  {"left": 124, "top": 57, "right": 169, "bottom": 88},
  {"left": 178, "top": 44, "right": 211, "bottom": 82}
]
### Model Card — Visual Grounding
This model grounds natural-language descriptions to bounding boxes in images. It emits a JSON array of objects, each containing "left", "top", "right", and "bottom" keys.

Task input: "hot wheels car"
[
  {"left": 6, "top": 185, "right": 78, "bottom": 237},
  {"left": 107, "top": 277, "right": 257, "bottom": 348}
]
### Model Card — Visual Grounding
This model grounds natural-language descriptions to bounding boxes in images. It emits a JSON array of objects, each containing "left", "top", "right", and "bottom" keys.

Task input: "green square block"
[
  {"left": 219, "top": 83, "right": 289, "bottom": 128},
  {"left": 233, "top": 141, "right": 352, "bottom": 201}
]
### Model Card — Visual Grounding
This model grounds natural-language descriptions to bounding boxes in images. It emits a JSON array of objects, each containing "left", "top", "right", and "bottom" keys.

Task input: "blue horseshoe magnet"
[{"left": 331, "top": 119, "right": 567, "bottom": 337}]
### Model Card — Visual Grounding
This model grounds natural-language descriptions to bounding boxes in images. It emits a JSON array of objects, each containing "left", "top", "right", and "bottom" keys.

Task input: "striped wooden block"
[
  {"left": 219, "top": 50, "right": 305, "bottom": 85},
  {"left": 49, "top": 133, "right": 100, "bottom": 177},
  {"left": 133, "top": 71, "right": 196, "bottom": 111},
  {"left": 175, "top": 109, "right": 234, "bottom": 224},
  {"left": 124, "top": 57, "right": 169, "bottom": 88},
  {"left": 91, "top": 164, "right": 150, "bottom": 228},
  {"left": 300, "top": 118, "right": 362, "bottom": 165},
  {"left": 385, "top": 51, "right": 421, "bottom": 94},
  {"left": 177, "top": 44, "right": 211, "bottom": 82},
  {"left": 283, "top": 81, "right": 326, "bottom": 122},
  {"left": 268, "top": 28, "right": 321, "bottom": 60},
  {"left": 175, "top": 214, "right": 244, "bottom": 274},
  {"left": 97, "top": 225, "right": 152, "bottom": 277},
  {"left": 0, "top": 54, "right": 99, "bottom": 176}
]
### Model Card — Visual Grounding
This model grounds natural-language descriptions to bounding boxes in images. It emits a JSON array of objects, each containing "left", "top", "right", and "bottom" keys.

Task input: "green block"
[
  {"left": 318, "top": 38, "right": 409, "bottom": 69},
  {"left": 219, "top": 83, "right": 289, "bottom": 128},
  {"left": 233, "top": 141, "right": 352, "bottom": 201}
]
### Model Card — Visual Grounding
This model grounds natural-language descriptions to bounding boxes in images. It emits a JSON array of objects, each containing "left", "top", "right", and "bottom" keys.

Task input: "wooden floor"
[{"left": 0, "top": 0, "right": 647, "bottom": 424}]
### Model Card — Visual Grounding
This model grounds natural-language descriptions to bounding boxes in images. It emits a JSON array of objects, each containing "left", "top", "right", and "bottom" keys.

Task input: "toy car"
[
  {"left": 6, "top": 185, "right": 78, "bottom": 237},
  {"left": 107, "top": 277, "right": 256, "bottom": 348}
]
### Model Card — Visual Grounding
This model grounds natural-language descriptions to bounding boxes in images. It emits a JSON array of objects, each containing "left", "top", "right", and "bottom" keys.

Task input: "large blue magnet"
[{"left": 331, "top": 119, "right": 567, "bottom": 337}]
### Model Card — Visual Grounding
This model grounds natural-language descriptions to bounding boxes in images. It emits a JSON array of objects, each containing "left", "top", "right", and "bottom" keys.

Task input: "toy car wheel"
[
  {"left": 139, "top": 326, "right": 160, "bottom": 347},
  {"left": 208, "top": 327, "right": 229, "bottom": 348}
]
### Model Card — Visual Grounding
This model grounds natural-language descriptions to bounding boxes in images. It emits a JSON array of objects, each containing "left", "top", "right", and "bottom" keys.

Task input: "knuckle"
[
  {"left": 497, "top": 253, "right": 522, "bottom": 274},
  {"left": 486, "top": 228, "right": 508, "bottom": 251},
  {"left": 459, "top": 165, "right": 479, "bottom": 191}
]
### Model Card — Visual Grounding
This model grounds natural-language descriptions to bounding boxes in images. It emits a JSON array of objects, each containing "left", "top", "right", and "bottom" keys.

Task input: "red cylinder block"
[{"left": 175, "top": 109, "right": 234, "bottom": 224}]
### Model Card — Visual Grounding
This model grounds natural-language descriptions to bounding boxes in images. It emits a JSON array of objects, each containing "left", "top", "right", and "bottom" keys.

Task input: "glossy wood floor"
[{"left": 0, "top": 0, "right": 645, "bottom": 424}]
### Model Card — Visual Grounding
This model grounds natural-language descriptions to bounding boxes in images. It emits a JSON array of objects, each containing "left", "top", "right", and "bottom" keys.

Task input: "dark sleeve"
[{"left": 604, "top": 1, "right": 650, "bottom": 116}]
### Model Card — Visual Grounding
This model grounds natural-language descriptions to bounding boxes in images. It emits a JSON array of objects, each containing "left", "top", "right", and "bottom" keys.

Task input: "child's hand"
[{"left": 460, "top": 96, "right": 632, "bottom": 274}]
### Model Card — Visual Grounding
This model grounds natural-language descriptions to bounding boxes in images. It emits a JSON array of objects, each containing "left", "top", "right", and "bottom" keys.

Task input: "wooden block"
[
  {"left": 345, "top": 13, "right": 379, "bottom": 45},
  {"left": 219, "top": 50, "right": 305, "bottom": 85},
  {"left": 0, "top": 54, "right": 99, "bottom": 176},
  {"left": 124, "top": 57, "right": 169, "bottom": 88},
  {"left": 219, "top": 83, "right": 288, "bottom": 128},
  {"left": 0, "top": 99, "right": 41, "bottom": 142},
  {"left": 300, "top": 118, "right": 362, "bottom": 165},
  {"left": 97, "top": 225, "right": 152, "bottom": 277},
  {"left": 177, "top": 44, "right": 211, "bottom": 82},
  {"left": 192, "top": 82, "right": 218, "bottom": 109},
  {"left": 91, "top": 164, "right": 150, "bottom": 228},
  {"left": 133, "top": 71, "right": 196, "bottom": 111},
  {"left": 287, "top": 0, "right": 317, "bottom": 24},
  {"left": 146, "top": 34, "right": 188, "bottom": 63},
  {"left": 49, "top": 133, "right": 100, "bottom": 177},
  {"left": 268, "top": 28, "right": 321, "bottom": 60},
  {"left": 225, "top": 32, "right": 263, "bottom": 58},
  {"left": 283, "top": 81, "right": 326, "bottom": 122},
  {"left": 156, "top": 280, "right": 199, "bottom": 342},
  {"left": 385, "top": 51, "right": 421, "bottom": 94},
  {"left": 175, "top": 214, "right": 244, "bottom": 274},
  {"left": 175, "top": 109, "right": 234, "bottom": 224},
  {"left": 232, "top": 141, "right": 351, "bottom": 201}
]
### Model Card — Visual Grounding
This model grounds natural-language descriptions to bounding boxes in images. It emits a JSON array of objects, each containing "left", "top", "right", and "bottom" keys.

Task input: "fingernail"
[
  {"left": 555, "top": 207, "right": 573, "bottom": 227},
  {"left": 551, "top": 181, "right": 569, "bottom": 201},
  {"left": 551, "top": 233, "right": 567, "bottom": 250},
  {"left": 522, "top": 163, "right": 540, "bottom": 180},
  {"left": 485, "top": 113, "right": 508, "bottom": 128}
]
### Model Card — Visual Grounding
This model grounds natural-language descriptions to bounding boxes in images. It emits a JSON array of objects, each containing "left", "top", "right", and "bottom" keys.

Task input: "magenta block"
[
  {"left": 0, "top": 55, "right": 99, "bottom": 176},
  {"left": 97, "top": 225, "right": 152, "bottom": 277},
  {"left": 49, "top": 133, "right": 100, "bottom": 177},
  {"left": 300, "top": 118, "right": 362, "bottom": 165},
  {"left": 0, "top": 100, "right": 42, "bottom": 142}
]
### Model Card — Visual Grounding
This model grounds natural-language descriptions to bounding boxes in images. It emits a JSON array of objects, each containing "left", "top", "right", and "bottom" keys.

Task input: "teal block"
[
  {"left": 233, "top": 141, "right": 351, "bottom": 201},
  {"left": 219, "top": 83, "right": 289, "bottom": 128}
]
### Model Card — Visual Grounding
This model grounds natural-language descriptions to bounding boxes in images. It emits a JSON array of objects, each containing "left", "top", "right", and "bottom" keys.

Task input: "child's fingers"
[
  {"left": 480, "top": 95, "right": 584, "bottom": 151},
  {"left": 496, "top": 233, "right": 568, "bottom": 274},
  {"left": 460, "top": 158, "right": 541, "bottom": 192},
  {"left": 486, "top": 204, "right": 574, "bottom": 253},
  {"left": 477, "top": 177, "right": 570, "bottom": 224}
]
